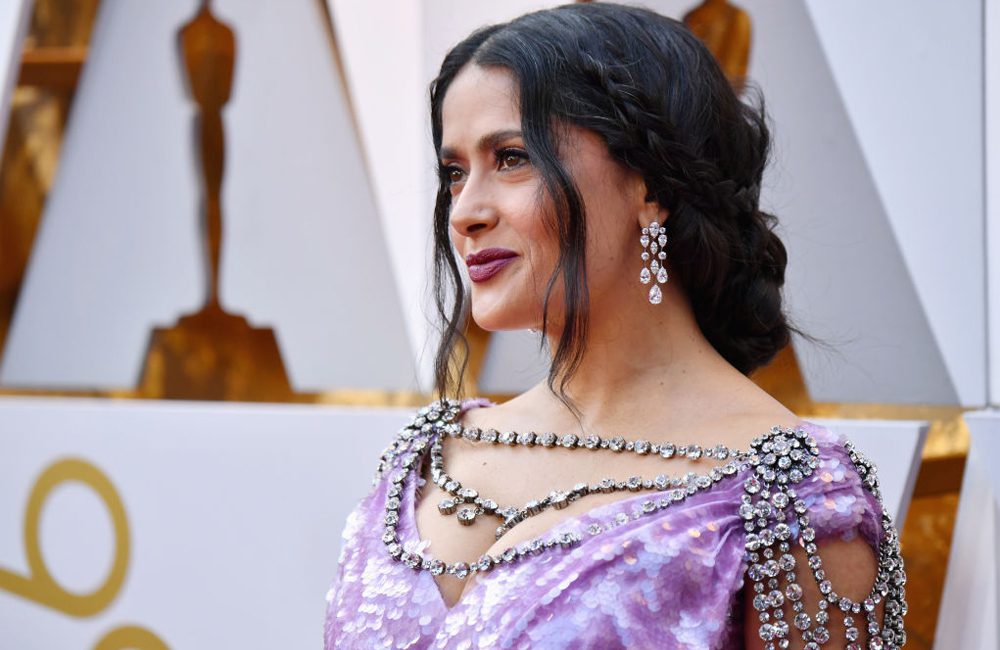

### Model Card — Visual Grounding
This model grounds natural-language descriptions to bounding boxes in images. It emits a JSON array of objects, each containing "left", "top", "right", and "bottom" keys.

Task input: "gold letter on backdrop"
[
  {"left": 0, "top": 457, "right": 129, "bottom": 616},
  {"left": 93, "top": 625, "right": 170, "bottom": 650},
  {"left": 0, "top": 457, "right": 169, "bottom": 647}
]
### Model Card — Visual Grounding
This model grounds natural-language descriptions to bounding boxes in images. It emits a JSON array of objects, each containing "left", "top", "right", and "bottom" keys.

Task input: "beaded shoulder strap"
[
  {"left": 743, "top": 426, "right": 907, "bottom": 649},
  {"left": 371, "top": 398, "right": 462, "bottom": 486}
]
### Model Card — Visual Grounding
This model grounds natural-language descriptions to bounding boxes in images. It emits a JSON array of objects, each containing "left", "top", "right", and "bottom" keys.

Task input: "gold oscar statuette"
[
  {"left": 138, "top": 0, "right": 293, "bottom": 402},
  {"left": 683, "top": 0, "right": 752, "bottom": 95}
]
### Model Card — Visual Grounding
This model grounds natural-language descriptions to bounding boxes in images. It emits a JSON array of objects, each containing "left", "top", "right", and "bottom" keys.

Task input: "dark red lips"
[
  {"left": 466, "top": 248, "right": 518, "bottom": 265},
  {"left": 466, "top": 248, "right": 519, "bottom": 283}
]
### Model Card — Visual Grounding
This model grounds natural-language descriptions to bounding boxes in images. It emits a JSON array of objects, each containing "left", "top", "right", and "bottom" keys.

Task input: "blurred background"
[{"left": 0, "top": 0, "right": 995, "bottom": 648}]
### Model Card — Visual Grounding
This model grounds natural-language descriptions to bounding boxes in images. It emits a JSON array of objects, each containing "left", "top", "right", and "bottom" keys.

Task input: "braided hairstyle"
[{"left": 429, "top": 2, "right": 809, "bottom": 406}]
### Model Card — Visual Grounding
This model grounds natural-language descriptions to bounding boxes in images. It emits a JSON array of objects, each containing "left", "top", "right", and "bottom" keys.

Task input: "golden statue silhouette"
[
  {"left": 138, "top": 0, "right": 294, "bottom": 401},
  {"left": 683, "top": 0, "right": 752, "bottom": 95}
]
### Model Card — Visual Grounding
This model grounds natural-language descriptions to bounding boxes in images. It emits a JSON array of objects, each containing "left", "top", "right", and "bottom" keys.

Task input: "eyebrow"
[{"left": 439, "top": 129, "right": 523, "bottom": 162}]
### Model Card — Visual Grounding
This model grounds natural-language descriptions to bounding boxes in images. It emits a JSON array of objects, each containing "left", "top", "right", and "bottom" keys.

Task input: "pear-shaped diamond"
[
  {"left": 648, "top": 284, "right": 662, "bottom": 304},
  {"left": 640, "top": 235, "right": 650, "bottom": 247},
  {"left": 649, "top": 221, "right": 660, "bottom": 236},
  {"left": 639, "top": 267, "right": 651, "bottom": 284},
  {"left": 657, "top": 267, "right": 668, "bottom": 283},
  {"left": 658, "top": 234, "right": 667, "bottom": 246}
]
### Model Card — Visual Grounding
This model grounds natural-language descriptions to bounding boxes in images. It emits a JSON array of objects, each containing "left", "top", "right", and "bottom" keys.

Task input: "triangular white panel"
[
  {"left": 804, "top": 0, "right": 985, "bottom": 404},
  {"left": 1, "top": 0, "right": 205, "bottom": 388},
  {"left": 747, "top": 0, "right": 957, "bottom": 403},
  {"left": 325, "top": 0, "right": 430, "bottom": 386},
  {"left": 214, "top": 0, "right": 414, "bottom": 391}
]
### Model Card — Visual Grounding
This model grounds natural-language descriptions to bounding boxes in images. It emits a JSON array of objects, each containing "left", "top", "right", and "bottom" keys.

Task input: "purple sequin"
[{"left": 324, "top": 400, "right": 887, "bottom": 649}]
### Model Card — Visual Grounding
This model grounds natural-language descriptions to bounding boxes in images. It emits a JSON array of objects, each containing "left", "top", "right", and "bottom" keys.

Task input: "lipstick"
[
  {"left": 468, "top": 257, "right": 517, "bottom": 282},
  {"left": 466, "top": 248, "right": 519, "bottom": 283}
]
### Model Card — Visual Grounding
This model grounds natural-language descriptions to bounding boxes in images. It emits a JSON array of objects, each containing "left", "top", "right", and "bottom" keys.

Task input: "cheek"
[
  {"left": 512, "top": 223, "right": 556, "bottom": 294},
  {"left": 582, "top": 210, "right": 637, "bottom": 299},
  {"left": 582, "top": 187, "right": 631, "bottom": 259},
  {"left": 514, "top": 203, "right": 560, "bottom": 282}
]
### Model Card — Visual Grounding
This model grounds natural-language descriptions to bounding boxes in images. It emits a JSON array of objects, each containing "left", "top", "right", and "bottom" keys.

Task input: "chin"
[
  {"left": 470, "top": 307, "right": 522, "bottom": 332},
  {"left": 469, "top": 315, "right": 506, "bottom": 332},
  {"left": 469, "top": 290, "right": 543, "bottom": 331}
]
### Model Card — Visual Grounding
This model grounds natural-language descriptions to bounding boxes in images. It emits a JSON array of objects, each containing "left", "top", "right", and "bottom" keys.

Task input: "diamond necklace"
[
  {"left": 428, "top": 419, "right": 754, "bottom": 539},
  {"left": 371, "top": 399, "right": 908, "bottom": 648},
  {"left": 374, "top": 398, "right": 757, "bottom": 578}
]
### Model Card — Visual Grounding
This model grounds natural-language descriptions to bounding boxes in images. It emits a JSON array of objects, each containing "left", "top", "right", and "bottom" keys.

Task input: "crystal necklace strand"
[
  {"left": 428, "top": 424, "right": 754, "bottom": 540},
  {"left": 374, "top": 399, "right": 906, "bottom": 648},
  {"left": 375, "top": 399, "right": 752, "bottom": 578}
]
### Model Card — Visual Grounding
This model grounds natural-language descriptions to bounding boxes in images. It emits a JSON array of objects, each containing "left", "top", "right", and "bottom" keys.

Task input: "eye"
[
  {"left": 442, "top": 165, "right": 465, "bottom": 186},
  {"left": 497, "top": 148, "right": 529, "bottom": 170}
]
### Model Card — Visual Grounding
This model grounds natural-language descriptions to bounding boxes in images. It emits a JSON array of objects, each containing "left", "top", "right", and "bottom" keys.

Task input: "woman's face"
[{"left": 440, "top": 64, "right": 658, "bottom": 333}]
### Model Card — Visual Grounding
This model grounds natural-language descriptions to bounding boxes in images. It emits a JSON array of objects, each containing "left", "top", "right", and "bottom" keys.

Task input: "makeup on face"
[{"left": 466, "top": 247, "right": 519, "bottom": 283}]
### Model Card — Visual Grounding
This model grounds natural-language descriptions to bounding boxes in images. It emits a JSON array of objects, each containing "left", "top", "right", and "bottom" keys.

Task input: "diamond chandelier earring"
[{"left": 639, "top": 221, "right": 668, "bottom": 304}]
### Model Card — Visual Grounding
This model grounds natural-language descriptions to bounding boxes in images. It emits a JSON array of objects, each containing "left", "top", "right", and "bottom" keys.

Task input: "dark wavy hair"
[{"left": 428, "top": 2, "right": 813, "bottom": 410}]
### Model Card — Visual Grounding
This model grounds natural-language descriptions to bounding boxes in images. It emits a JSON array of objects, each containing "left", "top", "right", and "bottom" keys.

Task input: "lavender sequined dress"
[{"left": 323, "top": 398, "right": 901, "bottom": 649}]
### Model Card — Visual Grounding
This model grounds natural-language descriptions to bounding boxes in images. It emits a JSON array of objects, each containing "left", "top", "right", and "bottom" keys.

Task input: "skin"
[{"left": 421, "top": 63, "right": 882, "bottom": 646}]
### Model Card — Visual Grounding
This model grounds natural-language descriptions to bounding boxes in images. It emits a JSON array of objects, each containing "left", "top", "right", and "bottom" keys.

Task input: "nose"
[{"left": 448, "top": 174, "right": 499, "bottom": 238}]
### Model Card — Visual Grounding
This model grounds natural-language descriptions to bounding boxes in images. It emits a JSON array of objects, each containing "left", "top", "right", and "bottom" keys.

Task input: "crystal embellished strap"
[
  {"left": 444, "top": 419, "right": 750, "bottom": 461},
  {"left": 743, "top": 428, "right": 907, "bottom": 649},
  {"left": 427, "top": 403, "right": 756, "bottom": 539},
  {"left": 376, "top": 399, "right": 755, "bottom": 581},
  {"left": 430, "top": 431, "right": 748, "bottom": 540}
]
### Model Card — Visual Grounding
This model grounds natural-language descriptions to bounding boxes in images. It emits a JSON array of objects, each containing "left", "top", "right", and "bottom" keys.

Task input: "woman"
[{"left": 324, "top": 3, "right": 907, "bottom": 648}]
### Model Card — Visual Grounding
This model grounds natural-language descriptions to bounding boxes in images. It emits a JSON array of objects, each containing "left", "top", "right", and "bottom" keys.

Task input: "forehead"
[{"left": 441, "top": 65, "right": 520, "bottom": 145}]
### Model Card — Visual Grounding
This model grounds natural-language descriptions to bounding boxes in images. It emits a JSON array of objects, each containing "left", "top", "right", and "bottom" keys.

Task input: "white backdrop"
[{"left": 0, "top": 397, "right": 404, "bottom": 649}]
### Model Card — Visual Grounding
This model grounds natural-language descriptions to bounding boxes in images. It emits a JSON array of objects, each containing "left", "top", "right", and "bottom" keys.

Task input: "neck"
[{"left": 534, "top": 280, "right": 743, "bottom": 431}]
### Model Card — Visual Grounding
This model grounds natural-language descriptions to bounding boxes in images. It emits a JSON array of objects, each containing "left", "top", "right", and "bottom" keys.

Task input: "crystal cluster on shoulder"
[{"left": 743, "top": 426, "right": 907, "bottom": 649}]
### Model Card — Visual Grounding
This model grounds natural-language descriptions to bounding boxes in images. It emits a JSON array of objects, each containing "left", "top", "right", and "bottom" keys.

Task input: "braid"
[{"left": 570, "top": 33, "right": 789, "bottom": 374}]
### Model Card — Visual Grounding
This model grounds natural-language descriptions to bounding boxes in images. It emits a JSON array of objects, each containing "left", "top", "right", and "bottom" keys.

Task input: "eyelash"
[{"left": 443, "top": 148, "right": 529, "bottom": 186}]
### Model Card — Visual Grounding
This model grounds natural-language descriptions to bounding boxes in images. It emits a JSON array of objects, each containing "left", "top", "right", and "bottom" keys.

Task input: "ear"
[{"left": 634, "top": 177, "right": 669, "bottom": 228}]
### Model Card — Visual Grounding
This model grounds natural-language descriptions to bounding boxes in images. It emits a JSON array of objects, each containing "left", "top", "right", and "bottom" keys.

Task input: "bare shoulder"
[
  {"left": 454, "top": 396, "right": 504, "bottom": 429},
  {"left": 692, "top": 399, "right": 802, "bottom": 452},
  {"left": 673, "top": 368, "right": 802, "bottom": 442}
]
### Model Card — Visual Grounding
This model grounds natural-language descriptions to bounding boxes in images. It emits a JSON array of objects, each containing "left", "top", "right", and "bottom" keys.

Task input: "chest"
[{"left": 410, "top": 440, "right": 729, "bottom": 608}]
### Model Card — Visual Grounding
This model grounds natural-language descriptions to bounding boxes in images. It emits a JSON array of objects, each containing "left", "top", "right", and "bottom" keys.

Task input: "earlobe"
[{"left": 637, "top": 202, "right": 668, "bottom": 231}]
